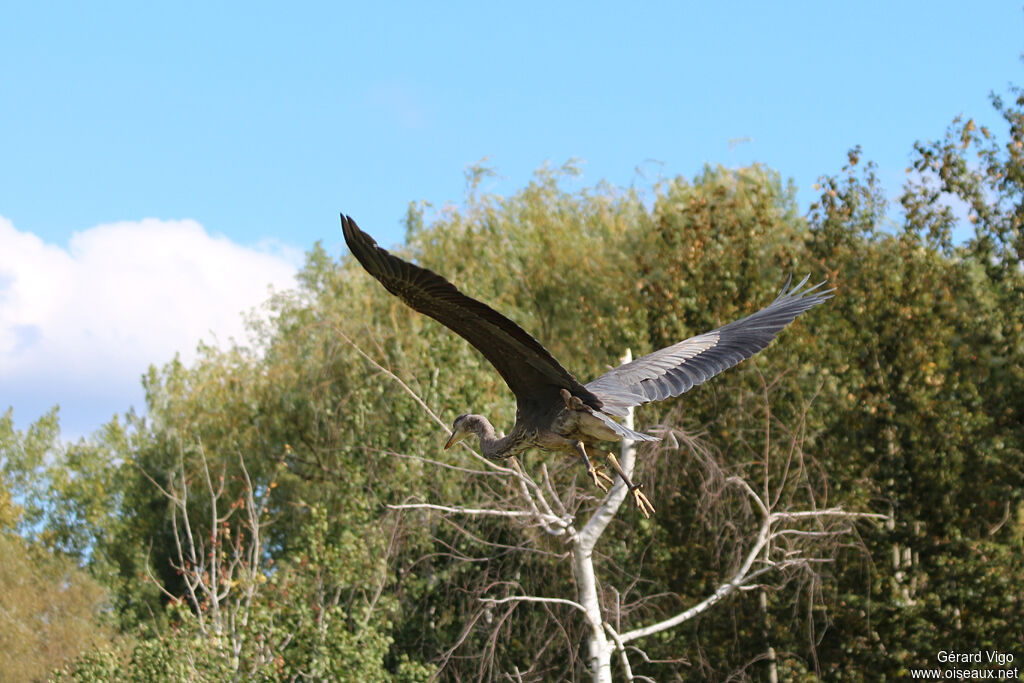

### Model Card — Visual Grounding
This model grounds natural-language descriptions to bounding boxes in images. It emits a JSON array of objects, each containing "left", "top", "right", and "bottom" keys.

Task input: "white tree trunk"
[
  {"left": 574, "top": 350, "right": 636, "bottom": 683},
  {"left": 575, "top": 543, "right": 613, "bottom": 682}
]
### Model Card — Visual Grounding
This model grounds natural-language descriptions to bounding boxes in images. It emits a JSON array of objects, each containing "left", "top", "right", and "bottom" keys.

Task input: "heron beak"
[{"left": 444, "top": 429, "right": 468, "bottom": 450}]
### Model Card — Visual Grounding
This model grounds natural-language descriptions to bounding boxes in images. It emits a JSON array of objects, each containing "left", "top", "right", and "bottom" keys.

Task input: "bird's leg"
[
  {"left": 574, "top": 441, "right": 614, "bottom": 492},
  {"left": 561, "top": 388, "right": 584, "bottom": 411},
  {"left": 605, "top": 453, "right": 656, "bottom": 519}
]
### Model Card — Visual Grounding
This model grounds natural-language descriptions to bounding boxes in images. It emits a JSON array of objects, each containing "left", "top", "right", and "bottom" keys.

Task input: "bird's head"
[{"left": 444, "top": 414, "right": 473, "bottom": 450}]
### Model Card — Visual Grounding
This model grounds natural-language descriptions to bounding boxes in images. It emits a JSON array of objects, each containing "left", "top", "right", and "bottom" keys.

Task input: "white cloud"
[{"left": 0, "top": 216, "right": 301, "bottom": 437}]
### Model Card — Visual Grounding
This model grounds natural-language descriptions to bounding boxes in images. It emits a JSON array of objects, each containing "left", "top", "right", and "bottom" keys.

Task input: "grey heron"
[{"left": 342, "top": 214, "right": 832, "bottom": 517}]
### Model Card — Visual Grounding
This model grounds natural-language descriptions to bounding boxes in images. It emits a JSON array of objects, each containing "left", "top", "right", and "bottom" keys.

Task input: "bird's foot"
[
  {"left": 629, "top": 483, "right": 655, "bottom": 519},
  {"left": 588, "top": 464, "right": 615, "bottom": 492},
  {"left": 605, "top": 452, "right": 656, "bottom": 518}
]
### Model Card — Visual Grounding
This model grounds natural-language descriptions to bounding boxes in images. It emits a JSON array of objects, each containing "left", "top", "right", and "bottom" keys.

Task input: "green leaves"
[
  {"left": 0, "top": 533, "right": 112, "bottom": 680},
  {"left": 8, "top": 83, "right": 1024, "bottom": 678}
]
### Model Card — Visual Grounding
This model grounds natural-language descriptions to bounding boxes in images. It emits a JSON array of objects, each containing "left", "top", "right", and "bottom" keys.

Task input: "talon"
[
  {"left": 631, "top": 484, "right": 655, "bottom": 519},
  {"left": 605, "top": 452, "right": 656, "bottom": 517},
  {"left": 575, "top": 440, "right": 614, "bottom": 493},
  {"left": 588, "top": 465, "right": 614, "bottom": 492}
]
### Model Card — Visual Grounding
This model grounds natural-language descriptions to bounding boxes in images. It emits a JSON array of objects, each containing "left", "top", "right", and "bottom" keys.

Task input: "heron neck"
[{"left": 465, "top": 415, "right": 508, "bottom": 458}]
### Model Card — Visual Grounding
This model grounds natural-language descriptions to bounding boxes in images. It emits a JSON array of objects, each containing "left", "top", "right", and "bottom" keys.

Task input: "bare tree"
[
  {"left": 379, "top": 349, "right": 887, "bottom": 682},
  {"left": 139, "top": 441, "right": 284, "bottom": 676}
]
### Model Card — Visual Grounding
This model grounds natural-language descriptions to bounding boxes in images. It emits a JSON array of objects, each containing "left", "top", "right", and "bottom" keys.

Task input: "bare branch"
[
  {"left": 725, "top": 475, "right": 769, "bottom": 517},
  {"left": 331, "top": 323, "right": 449, "bottom": 434},
  {"left": 603, "top": 623, "right": 638, "bottom": 682},
  {"left": 480, "top": 595, "right": 589, "bottom": 616},
  {"left": 618, "top": 506, "right": 886, "bottom": 645},
  {"left": 372, "top": 447, "right": 502, "bottom": 477},
  {"left": 388, "top": 502, "right": 561, "bottom": 524},
  {"left": 333, "top": 323, "right": 573, "bottom": 534},
  {"left": 771, "top": 508, "right": 888, "bottom": 523}
]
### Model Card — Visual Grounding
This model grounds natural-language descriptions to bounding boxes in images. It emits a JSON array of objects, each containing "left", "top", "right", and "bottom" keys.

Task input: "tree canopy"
[{"left": 2, "top": 86, "right": 1023, "bottom": 681}]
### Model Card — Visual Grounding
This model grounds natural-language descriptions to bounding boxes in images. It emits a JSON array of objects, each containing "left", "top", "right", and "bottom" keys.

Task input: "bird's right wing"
[
  {"left": 585, "top": 276, "right": 833, "bottom": 416},
  {"left": 342, "top": 214, "right": 602, "bottom": 408}
]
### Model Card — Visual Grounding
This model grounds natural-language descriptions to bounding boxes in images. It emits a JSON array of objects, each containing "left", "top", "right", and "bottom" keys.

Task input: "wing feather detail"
[
  {"left": 341, "top": 214, "right": 602, "bottom": 409},
  {"left": 586, "top": 276, "right": 833, "bottom": 416}
]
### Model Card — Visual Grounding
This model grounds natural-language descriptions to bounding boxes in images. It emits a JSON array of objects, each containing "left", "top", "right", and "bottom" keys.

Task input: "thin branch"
[
  {"left": 540, "top": 462, "right": 569, "bottom": 517},
  {"left": 387, "top": 502, "right": 564, "bottom": 526},
  {"left": 509, "top": 457, "right": 570, "bottom": 536},
  {"left": 725, "top": 475, "right": 769, "bottom": 518},
  {"left": 604, "top": 623, "right": 637, "bottom": 682},
  {"left": 333, "top": 322, "right": 570, "bottom": 531},
  {"left": 771, "top": 508, "right": 888, "bottom": 523},
  {"left": 618, "top": 506, "right": 886, "bottom": 644},
  {"left": 331, "top": 323, "right": 450, "bottom": 433},
  {"left": 479, "top": 595, "right": 588, "bottom": 615},
  {"left": 333, "top": 321, "right": 521, "bottom": 478},
  {"left": 372, "top": 447, "right": 502, "bottom": 477}
]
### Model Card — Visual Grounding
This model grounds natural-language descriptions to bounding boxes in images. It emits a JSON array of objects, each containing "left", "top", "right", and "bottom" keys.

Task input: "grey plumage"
[
  {"left": 585, "top": 276, "right": 832, "bottom": 417},
  {"left": 342, "top": 213, "right": 833, "bottom": 515}
]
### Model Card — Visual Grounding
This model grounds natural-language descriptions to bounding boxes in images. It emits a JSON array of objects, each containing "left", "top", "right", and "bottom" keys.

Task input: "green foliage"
[
  {"left": 0, "top": 473, "right": 21, "bottom": 531},
  {"left": 54, "top": 503, "right": 432, "bottom": 681},
  {"left": 4, "top": 83, "right": 1024, "bottom": 681},
  {"left": 0, "top": 532, "right": 112, "bottom": 681},
  {"left": 1, "top": 407, "right": 61, "bottom": 538},
  {"left": 803, "top": 107, "right": 1024, "bottom": 675}
]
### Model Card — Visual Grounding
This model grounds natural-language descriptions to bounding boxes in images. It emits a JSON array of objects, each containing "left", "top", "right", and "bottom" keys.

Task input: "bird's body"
[
  {"left": 341, "top": 214, "right": 833, "bottom": 516},
  {"left": 454, "top": 399, "right": 629, "bottom": 460}
]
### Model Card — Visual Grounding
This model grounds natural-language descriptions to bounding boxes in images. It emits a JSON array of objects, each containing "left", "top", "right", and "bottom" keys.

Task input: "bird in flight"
[{"left": 342, "top": 214, "right": 832, "bottom": 517}]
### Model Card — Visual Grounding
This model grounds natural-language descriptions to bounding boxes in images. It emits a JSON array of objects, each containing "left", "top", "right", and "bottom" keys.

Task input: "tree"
[
  {"left": 55, "top": 440, "right": 431, "bottom": 682},
  {"left": 804, "top": 136, "right": 1024, "bottom": 673},
  {"left": 383, "top": 348, "right": 883, "bottom": 682},
  {"left": 0, "top": 526, "right": 112, "bottom": 681},
  {"left": 10, "top": 84, "right": 1024, "bottom": 677},
  {"left": 0, "top": 410, "right": 117, "bottom": 680}
]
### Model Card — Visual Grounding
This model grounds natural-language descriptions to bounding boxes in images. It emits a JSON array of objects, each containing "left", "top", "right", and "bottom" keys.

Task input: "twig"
[
  {"left": 388, "top": 502, "right": 553, "bottom": 520},
  {"left": 332, "top": 323, "right": 568, "bottom": 531},
  {"left": 480, "top": 595, "right": 589, "bottom": 616}
]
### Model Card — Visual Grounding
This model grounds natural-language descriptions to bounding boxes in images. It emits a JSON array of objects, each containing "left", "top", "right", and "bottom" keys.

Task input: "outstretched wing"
[
  {"left": 586, "top": 276, "right": 833, "bottom": 416},
  {"left": 342, "top": 214, "right": 602, "bottom": 408}
]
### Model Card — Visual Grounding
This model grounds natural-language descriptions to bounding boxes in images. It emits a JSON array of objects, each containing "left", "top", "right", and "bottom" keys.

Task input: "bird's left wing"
[
  {"left": 341, "top": 214, "right": 602, "bottom": 408},
  {"left": 585, "top": 276, "right": 833, "bottom": 416}
]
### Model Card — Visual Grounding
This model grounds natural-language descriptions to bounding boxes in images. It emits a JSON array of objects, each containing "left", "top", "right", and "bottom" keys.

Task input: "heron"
[{"left": 341, "top": 214, "right": 832, "bottom": 517}]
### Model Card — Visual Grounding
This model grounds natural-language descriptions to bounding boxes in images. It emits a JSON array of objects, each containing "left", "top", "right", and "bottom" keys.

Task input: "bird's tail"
[{"left": 592, "top": 410, "right": 661, "bottom": 443}]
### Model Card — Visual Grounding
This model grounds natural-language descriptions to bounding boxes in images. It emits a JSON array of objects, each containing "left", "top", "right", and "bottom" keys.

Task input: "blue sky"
[{"left": 1, "top": 1, "right": 1021, "bottom": 439}]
